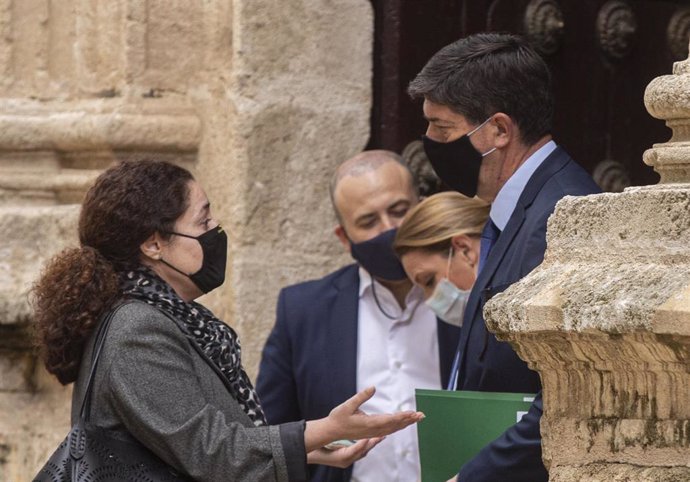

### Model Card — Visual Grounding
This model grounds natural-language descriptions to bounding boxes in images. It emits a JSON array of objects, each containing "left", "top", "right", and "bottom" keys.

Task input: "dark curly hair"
[{"left": 32, "top": 160, "right": 194, "bottom": 384}]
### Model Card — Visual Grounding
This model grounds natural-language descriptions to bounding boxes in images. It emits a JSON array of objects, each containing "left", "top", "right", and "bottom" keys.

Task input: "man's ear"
[
  {"left": 451, "top": 234, "right": 478, "bottom": 268},
  {"left": 334, "top": 225, "right": 351, "bottom": 253},
  {"left": 491, "top": 112, "right": 513, "bottom": 149},
  {"left": 140, "top": 232, "right": 163, "bottom": 262}
]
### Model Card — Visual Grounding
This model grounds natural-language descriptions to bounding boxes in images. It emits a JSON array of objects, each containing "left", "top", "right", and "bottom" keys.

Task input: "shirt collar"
[
  {"left": 358, "top": 266, "right": 372, "bottom": 297},
  {"left": 490, "top": 140, "right": 557, "bottom": 231},
  {"left": 358, "top": 267, "right": 424, "bottom": 305}
]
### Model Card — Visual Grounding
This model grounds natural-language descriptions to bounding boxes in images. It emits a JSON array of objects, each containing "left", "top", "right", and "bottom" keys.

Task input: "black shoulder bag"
[{"left": 33, "top": 302, "right": 192, "bottom": 482}]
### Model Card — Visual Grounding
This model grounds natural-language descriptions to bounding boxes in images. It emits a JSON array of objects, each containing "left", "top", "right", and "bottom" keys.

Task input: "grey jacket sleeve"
[{"left": 100, "top": 304, "right": 306, "bottom": 482}]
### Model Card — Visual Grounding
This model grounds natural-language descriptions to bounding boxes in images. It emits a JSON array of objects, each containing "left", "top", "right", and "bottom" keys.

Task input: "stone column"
[
  {"left": 0, "top": 0, "right": 372, "bottom": 479},
  {"left": 484, "top": 47, "right": 690, "bottom": 480}
]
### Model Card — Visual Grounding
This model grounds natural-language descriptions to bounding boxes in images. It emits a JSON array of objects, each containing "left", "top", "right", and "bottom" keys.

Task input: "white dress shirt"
[{"left": 351, "top": 268, "right": 441, "bottom": 482}]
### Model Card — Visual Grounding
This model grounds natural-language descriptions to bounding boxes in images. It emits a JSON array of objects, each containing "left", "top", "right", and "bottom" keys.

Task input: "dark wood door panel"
[{"left": 368, "top": 0, "right": 690, "bottom": 190}]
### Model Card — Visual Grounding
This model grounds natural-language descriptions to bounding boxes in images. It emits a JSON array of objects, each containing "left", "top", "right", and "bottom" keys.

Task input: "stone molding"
[
  {"left": 0, "top": 98, "right": 200, "bottom": 204},
  {"left": 0, "top": 99, "right": 200, "bottom": 152}
]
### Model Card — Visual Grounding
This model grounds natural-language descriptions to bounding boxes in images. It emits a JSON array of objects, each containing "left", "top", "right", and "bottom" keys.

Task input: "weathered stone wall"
[
  {"left": 485, "top": 48, "right": 690, "bottom": 480},
  {"left": 0, "top": 1, "right": 371, "bottom": 479}
]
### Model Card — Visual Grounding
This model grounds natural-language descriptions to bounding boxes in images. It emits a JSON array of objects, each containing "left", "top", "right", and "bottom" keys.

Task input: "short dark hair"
[{"left": 408, "top": 33, "right": 553, "bottom": 146}]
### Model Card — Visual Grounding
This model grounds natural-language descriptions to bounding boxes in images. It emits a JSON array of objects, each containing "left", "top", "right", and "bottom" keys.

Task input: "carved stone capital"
[
  {"left": 644, "top": 44, "right": 690, "bottom": 183},
  {"left": 485, "top": 188, "right": 690, "bottom": 480}
]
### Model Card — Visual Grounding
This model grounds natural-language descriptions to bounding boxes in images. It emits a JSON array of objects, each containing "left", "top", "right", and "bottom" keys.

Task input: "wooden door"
[{"left": 368, "top": 0, "right": 690, "bottom": 193}]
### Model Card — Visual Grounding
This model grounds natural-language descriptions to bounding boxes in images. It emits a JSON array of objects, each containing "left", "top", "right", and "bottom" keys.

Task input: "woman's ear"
[
  {"left": 140, "top": 232, "right": 163, "bottom": 262},
  {"left": 451, "top": 234, "right": 478, "bottom": 268}
]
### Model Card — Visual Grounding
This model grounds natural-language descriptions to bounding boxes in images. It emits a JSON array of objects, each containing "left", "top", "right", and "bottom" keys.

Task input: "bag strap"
[{"left": 78, "top": 300, "right": 131, "bottom": 421}]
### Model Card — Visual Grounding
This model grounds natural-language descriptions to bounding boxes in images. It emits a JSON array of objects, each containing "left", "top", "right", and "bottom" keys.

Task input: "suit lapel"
[
  {"left": 436, "top": 318, "right": 461, "bottom": 388},
  {"left": 454, "top": 147, "right": 571, "bottom": 383},
  {"left": 326, "top": 266, "right": 359, "bottom": 406}
]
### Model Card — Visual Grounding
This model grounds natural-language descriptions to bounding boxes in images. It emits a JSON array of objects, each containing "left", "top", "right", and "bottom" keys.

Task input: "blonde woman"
[{"left": 393, "top": 192, "right": 489, "bottom": 327}]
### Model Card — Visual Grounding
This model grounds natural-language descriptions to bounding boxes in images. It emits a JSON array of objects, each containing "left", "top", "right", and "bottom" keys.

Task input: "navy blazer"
[
  {"left": 256, "top": 264, "right": 461, "bottom": 482},
  {"left": 456, "top": 147, "right": 600, "bottom": 481}
]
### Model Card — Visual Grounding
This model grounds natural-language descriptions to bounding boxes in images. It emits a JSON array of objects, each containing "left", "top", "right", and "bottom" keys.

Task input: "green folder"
[{"left": 415, "top": 389, "right": 536, "bottom": 482}]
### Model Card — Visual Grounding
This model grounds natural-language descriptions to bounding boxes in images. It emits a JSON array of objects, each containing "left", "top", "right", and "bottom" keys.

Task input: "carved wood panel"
[{"left": 369, "top": 0, "right": 689, "bottom": 191}]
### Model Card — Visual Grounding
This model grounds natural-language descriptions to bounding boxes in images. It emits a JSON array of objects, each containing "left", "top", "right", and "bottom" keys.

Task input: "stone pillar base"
[{"left": 550, "top": 464, "right": 690, "bottom": 482}]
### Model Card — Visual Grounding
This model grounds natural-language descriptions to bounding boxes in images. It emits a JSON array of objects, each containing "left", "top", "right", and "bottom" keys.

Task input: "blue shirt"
[{"left": 490, "top": 141, "right": 557, "bottom": 230}]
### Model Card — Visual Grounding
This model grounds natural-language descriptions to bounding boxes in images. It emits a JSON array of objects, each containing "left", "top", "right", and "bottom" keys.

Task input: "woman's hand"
[
  {"left": 304, "top": 386, "right": 424, "bottom": 452},
  {"left": 306, "top": 437, "right": 384, "bottom": 468},
  {"left": 327, "top": 386, "right": 425, "bottom": 440}
]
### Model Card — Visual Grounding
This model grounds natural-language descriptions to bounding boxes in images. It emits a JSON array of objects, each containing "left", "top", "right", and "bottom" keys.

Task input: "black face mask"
[
  {"left": 422, "top": 117, "right": 495, "bottom": 197},
  {"left": 349, "top": 228, "right": 407, "bottom": 281},
  {"left": 161, "top": 225, "right": 228, "bottom": 293}
]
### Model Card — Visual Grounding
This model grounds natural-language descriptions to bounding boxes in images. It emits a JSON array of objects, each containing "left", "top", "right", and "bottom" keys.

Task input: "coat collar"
[
  {"left": 326, "top": 265, "right": 360, "bottom": 406},
  {"left": 455, "top": 147, "right": 571, "bottom": 380}
]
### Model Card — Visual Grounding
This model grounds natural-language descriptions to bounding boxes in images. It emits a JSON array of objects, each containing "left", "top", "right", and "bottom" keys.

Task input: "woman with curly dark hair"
[{"left": 32, "top": 160, "right": 423, "bottom": 481}]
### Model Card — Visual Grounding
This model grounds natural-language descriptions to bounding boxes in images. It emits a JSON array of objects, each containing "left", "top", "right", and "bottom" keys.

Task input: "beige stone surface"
[
  {"left": 0, "top": 206, "right": 80, "bottom": 325},
  {"left": 0, "top": 205, "right": 79, "bottom": 481},
  {"left": 644, "top": 51, "right": 690, "bottom": 183},
  {"left": 0, "top": 0, "right": 372, "bottom": 479},
  {"left": 0, "top": 368, "right": 72, "bottom": 482},
  {"left": 550, "top": 464, "right": 690, "bottom": 482},
  {"left": 197, "top": 0, "right": 372, "bottom": 376}
]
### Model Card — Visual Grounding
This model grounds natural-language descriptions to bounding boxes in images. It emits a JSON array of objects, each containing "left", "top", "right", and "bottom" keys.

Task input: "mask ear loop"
[
  {"left": 445, "top": 245, "right": 454, "bottom": 280},
  {"left": 467, "top": 116, "right": 493, "bottom": 136},
  {"left": 467, "top": 116, "right": 497, "bottom": 158}
]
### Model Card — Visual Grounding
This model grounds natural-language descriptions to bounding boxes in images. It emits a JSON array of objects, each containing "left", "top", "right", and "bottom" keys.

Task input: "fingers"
[
  {"left": 358, "top": 411, "right": 425, "bottom": 438},
  {"left": 342, "top": 386, "right": 376, "bottom": 412},
  {"left": 362, "top": 436, "right": 385, "bottom": 453},
  {"left": 344, "top": 436, "right": 384, "bottom": 461}
]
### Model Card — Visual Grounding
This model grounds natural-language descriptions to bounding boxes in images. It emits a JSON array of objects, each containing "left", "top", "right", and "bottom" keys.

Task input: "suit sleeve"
[
  {"left": 457, "top": 392, "right": 547, "bottom": 482},
  {"left": 256, "top": 289, "right": 302, "bottom": 424},
  {"left": 103, "top": 305, "right": 306, "bottom": 482},
  {"left": 519, "top": 210, "right": 550, "bottom": 278}
]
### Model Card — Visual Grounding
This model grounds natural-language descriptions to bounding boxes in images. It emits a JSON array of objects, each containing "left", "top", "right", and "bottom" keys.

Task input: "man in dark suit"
[
  {"left": 407, "top": 33, "right": 601, "bottom": 481},
  {"left": 256, "top": 150, "right": 461, "bottom": 482}
]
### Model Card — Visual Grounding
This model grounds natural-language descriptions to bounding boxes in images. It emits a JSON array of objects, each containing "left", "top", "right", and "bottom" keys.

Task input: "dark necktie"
[
  {"left": 478, "top": 218, "right": 500, "bottom": 273},
  {"left": 446, "top": 218, "right": 501, "bottom": 391}
]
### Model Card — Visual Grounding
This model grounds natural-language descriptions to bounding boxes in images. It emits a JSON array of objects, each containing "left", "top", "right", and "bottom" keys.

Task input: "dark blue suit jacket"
[
  {"left": 256, "top": 264, "right": 461, "bottom": 482},
  {"left": 456, "top": 147, "right": 600, "bottom": 481}
]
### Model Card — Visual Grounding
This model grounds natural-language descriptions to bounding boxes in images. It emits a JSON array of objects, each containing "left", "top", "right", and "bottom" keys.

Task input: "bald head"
[
  {"left": 329, "top": 150, "right": 419, "bottom": 248},
  {"left": 329, "top": 150, "right": 416, "bottom": 221}
]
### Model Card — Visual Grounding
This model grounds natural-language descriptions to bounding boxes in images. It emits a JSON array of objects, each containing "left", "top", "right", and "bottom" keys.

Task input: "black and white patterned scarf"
[{"left": 119, "top": 267, "right": 267, "bottom": 426}]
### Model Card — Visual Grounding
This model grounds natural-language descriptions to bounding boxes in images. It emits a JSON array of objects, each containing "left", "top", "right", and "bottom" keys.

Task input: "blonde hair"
[{"left": 394, "top": 192, "right": 490, "bottom": 257}]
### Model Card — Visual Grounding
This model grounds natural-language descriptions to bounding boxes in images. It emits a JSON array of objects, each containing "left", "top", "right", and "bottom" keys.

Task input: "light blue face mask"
[{"left": 425, "top": 247, "right": 471, "bottom": 327}]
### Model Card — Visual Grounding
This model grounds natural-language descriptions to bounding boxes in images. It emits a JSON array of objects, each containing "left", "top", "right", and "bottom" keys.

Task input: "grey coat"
[{"left": 71, "top": 300, "right": 307, "bottom": 482}]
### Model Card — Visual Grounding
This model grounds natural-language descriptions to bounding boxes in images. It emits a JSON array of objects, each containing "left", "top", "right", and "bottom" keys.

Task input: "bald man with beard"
[{"left": 256, "top": 150, "right": 461, "bottom": 482}]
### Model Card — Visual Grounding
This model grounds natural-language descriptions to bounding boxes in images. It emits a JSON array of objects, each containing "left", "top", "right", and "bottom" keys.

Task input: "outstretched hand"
[
  {"left": 304, "top": 386, "right": 425, "bottom": 453},
  {"left": 329, "top": 386, "right": 425, "bottom": 440}
]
